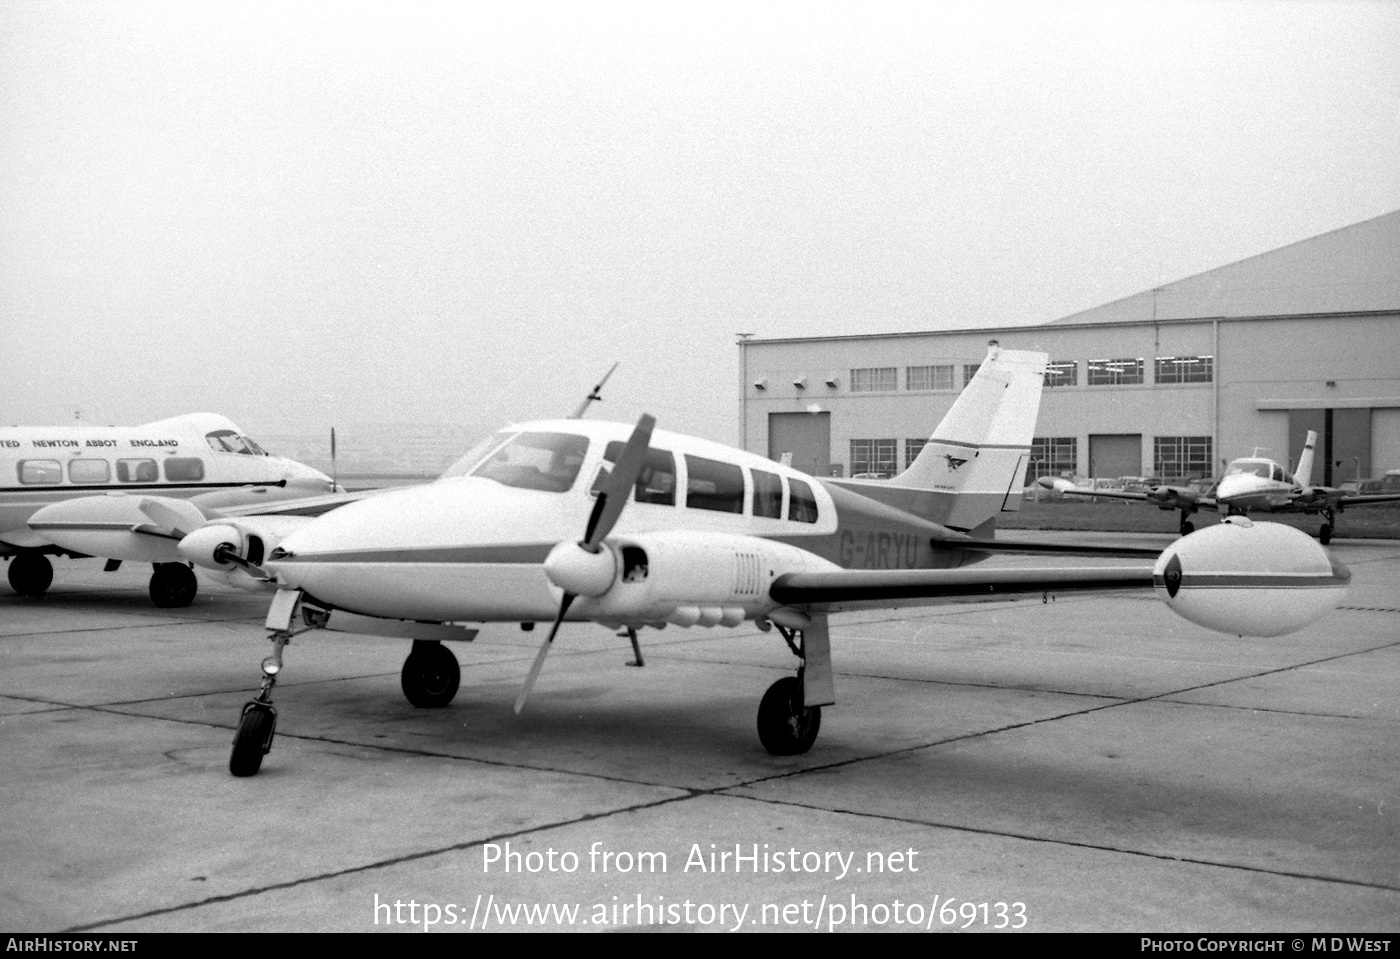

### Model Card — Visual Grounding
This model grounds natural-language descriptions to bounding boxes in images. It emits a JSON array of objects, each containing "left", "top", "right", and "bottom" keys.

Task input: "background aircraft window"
[
  {"left": 68, "top": 459, "right": 111, "bottom": 484},
  {"left": 163, "top": 458, "right": 206, "bottom": 482},
  {"left": 752, "top": 468, "right": 783, "bottom": 518},
  {"left": 117, "top": 458, "right": 159, "bottom": 483},
  {"left": 18, "top": 460, "right": 62, "bottom": 485},
  {"left": 788, "top": 478, "right": 819, "bottom": 523},
  {"left": 441, "top": 431, "right": 517, "bottom": 479},
  {"left": 597, "top": 441, "right": 676, "bottom": 505},
  {"left": 684, "top": 455, "right": 744, "bottom": 513},
  {"left": 471, "top": 431, "right": 589, "bottom": 492}
]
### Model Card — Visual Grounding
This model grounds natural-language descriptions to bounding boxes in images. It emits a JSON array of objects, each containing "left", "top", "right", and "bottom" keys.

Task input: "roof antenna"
[
  {"left": 570, "top": 362, "right": 619, "bottom": 419},
  {"left": 330, "top": 426, "right": 339, "bottom": 491}
]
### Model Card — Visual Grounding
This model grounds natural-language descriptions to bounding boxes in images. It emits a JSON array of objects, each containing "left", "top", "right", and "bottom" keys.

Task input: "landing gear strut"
[
  {"left": 759, "top": 615, "right": 835, "bottom": 755},
  {"left": 7, "top": 552, "right": 53, "bottom": 597},
  {"left": 229, "top": 590, "right": 327, "bottom": 777},
  {"left": 400, "top": 640, "right": 460, "bottom": 708},
  {"left": 1319, "top": 509, "right": 1336, "bottom": 546}
]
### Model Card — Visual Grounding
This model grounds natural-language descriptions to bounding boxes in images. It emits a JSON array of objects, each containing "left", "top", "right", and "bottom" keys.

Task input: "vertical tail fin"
[
  {"left": 892, "top": 344, "right": 1047, "bottom": 531},
  {"left": 1294, "top": 429, "right": 1317, "bottom": 488}
]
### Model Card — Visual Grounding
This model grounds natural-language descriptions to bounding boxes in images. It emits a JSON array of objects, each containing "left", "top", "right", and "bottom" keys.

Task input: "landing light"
[{"left": 261, "top": 656, "right": 282, "bottom": 676}]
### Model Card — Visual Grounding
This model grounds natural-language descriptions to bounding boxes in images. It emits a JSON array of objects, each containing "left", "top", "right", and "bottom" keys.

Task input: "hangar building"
[{"left": 737, "top": 210, "right": 1400, "bottom": 488}]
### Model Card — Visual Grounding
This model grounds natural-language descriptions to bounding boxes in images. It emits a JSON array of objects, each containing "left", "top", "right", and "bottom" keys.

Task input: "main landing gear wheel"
[
  {"left": 401, "top": 640, "right": 460, "bottom": 708},
  {"left": 757, "top": 676, "right": 822, "bottom": 756},
  {"left": 1319, "top": 523, "right": 1334, "bottom": 545},
  {"left": 149, "top": 562, "right": 197, "bottom": 608},
  {"left": 7, "top": 553, "right": 53, "bottom": 597},
  {"left": 1179, "top": 520, "right": 1195, "bottom": 536},
  {"left": 229, "top": 702, "right": 277, "bottom": 777}
]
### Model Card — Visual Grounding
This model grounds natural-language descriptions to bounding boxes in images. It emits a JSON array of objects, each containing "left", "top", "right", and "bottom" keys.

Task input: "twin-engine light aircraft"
[
  {"left": 170, "top": 349, "right": 1350, "bottom": 776},
  {"left": 1044, "top": 430, "right": 1400, "bottom": 543},
  {"left": 1, "top": 413, "right": 341, "bottom": 606}
]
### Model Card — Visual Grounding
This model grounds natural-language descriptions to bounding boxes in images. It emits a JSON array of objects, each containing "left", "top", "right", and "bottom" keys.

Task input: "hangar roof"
[{"left": 1048, "top": 209, "right": 1400, "bottom": 327}]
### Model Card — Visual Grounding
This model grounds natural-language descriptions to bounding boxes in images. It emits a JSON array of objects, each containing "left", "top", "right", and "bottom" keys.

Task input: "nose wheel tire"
[
  {"left": 7, "top": 553, "right": 53, "bottom": 597},
  {"left": 757, "top": 676, "right": 822, "bottom": 756},
  {"left": 150, "top": 563, "right": 198, "bottom": 608},
  {"left": 1319, "top": 523, "right": 1333, "bottom": 545},
  {"left": 229, "top": 703, "right": 277, "bottom": 777},
  {"left": 401, "top": 642, "right": 461, "bottom": 708}
]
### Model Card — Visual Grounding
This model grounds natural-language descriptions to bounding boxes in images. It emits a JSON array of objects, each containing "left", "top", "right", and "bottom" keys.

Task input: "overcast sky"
[{"left": 3, "top": 0, "right": 1398, "bottom": 447}]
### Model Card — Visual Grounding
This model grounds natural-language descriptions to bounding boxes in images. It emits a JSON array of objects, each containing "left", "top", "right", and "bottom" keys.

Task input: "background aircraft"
[
  {"left": 169, "top": 350, "right": 1349, "bottom": 775},
  {"left": 1, "top": 413, "right": 343, "bottom": 606},
  {"left": 1043, "top": 430, "right": 1400, "bottom": 543}
]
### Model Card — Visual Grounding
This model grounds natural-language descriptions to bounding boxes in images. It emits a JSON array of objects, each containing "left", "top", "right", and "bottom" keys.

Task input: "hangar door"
[
  {"left": 769, "top": 412, "right": 831, "bottom": 477},
  {"left": 1089, "top": 434, "right": 1142, "bottom": 479},
  {"left": 1289, "top": 409, "right": 1371, "bottom": 487}
]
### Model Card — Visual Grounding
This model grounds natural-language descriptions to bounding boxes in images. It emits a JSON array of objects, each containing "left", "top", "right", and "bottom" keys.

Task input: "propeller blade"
[
  {"left": 584, "top": 414, "right": 655, "bottom": 549},
  {"left": 515, "top": 593, "right": 576, "bottom": 715}
]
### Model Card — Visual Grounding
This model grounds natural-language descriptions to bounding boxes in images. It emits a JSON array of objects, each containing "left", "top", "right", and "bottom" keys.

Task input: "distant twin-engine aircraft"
[
  {"left": 1, "top": 413, "right": 343, "bottom": 606},
  {"left": 1044, "top": 430, "right": 1400, "bottom": 543}
]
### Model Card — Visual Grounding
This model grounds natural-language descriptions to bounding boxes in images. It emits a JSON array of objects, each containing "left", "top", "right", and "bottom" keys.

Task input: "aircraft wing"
[
  {"left": 1054, "top": 483, "right": 1216, "bottom": 511},
  {"left": 211, "top": 488, "right": 385, "bottom": 519},
  {"left": 770, "top": 565, "right": 1151, "bottom": 613},
  {"left": 1336, "top": 492, "right": 1400, "bottom": 508}
]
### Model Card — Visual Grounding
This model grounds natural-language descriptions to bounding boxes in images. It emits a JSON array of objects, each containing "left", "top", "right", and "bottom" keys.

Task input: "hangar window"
[
  {"left": 849, "top": 367, "right": 897, "bottom": 392},
  {"left": 18, "top": 459, "right": 62, "bottom": 485},
  {"left": 1044, "top": 361, "right": 1078, "bottom": 387},
  {"left": 163, "top": 458, "right": 206, "bottom": 482},
  {"left": 68, "top": 459, "right": 111, "bottom": 484},
  {"left": 788, "top": 478, "right": 819, "bottom": 523},
  {"left": 1087, "top": 358, "right": 1144, "bottom": 386},
  {"left": 751, "top": 468, "right": 784, "bottom": 518},
  {"left": 905, "top": 438, "right": 928, "bottom": 468},
  {"left": 117, "top": 458, "right": 159, "bottom": 483},
  {"left": 1154, "top": 356, "right": 1213, "bottom": 384},
  {"left": 850, "top": 439, "right": 897, "bottom": 478},
  {"left": 1153, "top": 437, "right": 1212, "bottom": 481},
  {"left": 1028, "top": 437, "right": 1077, "bottom": 483},
  {"left": 906, "top": 365, "right": 954, "bottom": 391},
  {"left": 962, "top": 363, "right": 981, "bottom": 389},
  {"left": 685, "top": 455, "right": 744, "bottom": 513},
  {"left": 596, "top": 441, "right": 676, "bottom": 505}
]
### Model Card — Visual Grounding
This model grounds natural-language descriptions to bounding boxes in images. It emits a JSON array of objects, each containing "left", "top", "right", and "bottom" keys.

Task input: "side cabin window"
[
  {"left": 751, "top": 468, "right": 783, "bottom": 518},
  {"left": 594, "top": 441, "right": 677, "bottom": 505},
  {"left": 788, "top": 478, "right": 819, "bottom": 523},
  {"left": 18, "top": 460, "right": 62, "bottom": 485},
  {"left": 68, "top": 459, "right": 111, "bottom": 484},
  {"left": 684, "top": 455, "right": 744, "bottom": 513},
  {"left": 164, "top": 458, "right": 206, "bottom": 482},
  {"left": 117, "top": 458, "right": 159, "bottom": 483},
  {"left": 470, "top": 431, "right": 589, "bottom": 492},
  {"left": 1273, "top": 465, "right": 1286, "bottom": 482}
]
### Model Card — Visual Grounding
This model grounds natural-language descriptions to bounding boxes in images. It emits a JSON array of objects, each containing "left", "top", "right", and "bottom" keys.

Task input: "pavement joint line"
[
  {"left": 60, "top": 791, "right": 701, "bottom": 934},
  {"left": 718, "top": 793, "right": 1400, "bottom": 896}
]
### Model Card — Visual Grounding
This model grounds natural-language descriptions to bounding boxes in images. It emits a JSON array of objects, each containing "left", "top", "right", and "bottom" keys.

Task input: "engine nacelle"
[
  {"left": 178, "top": 515, "right": 314, "bottom": 571},
  {"left": 575, "top": 530, "right": 840, "bottom": 627},
  {"left": 1154, "top": 518, "right": 1349, "bottom": 637}
]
